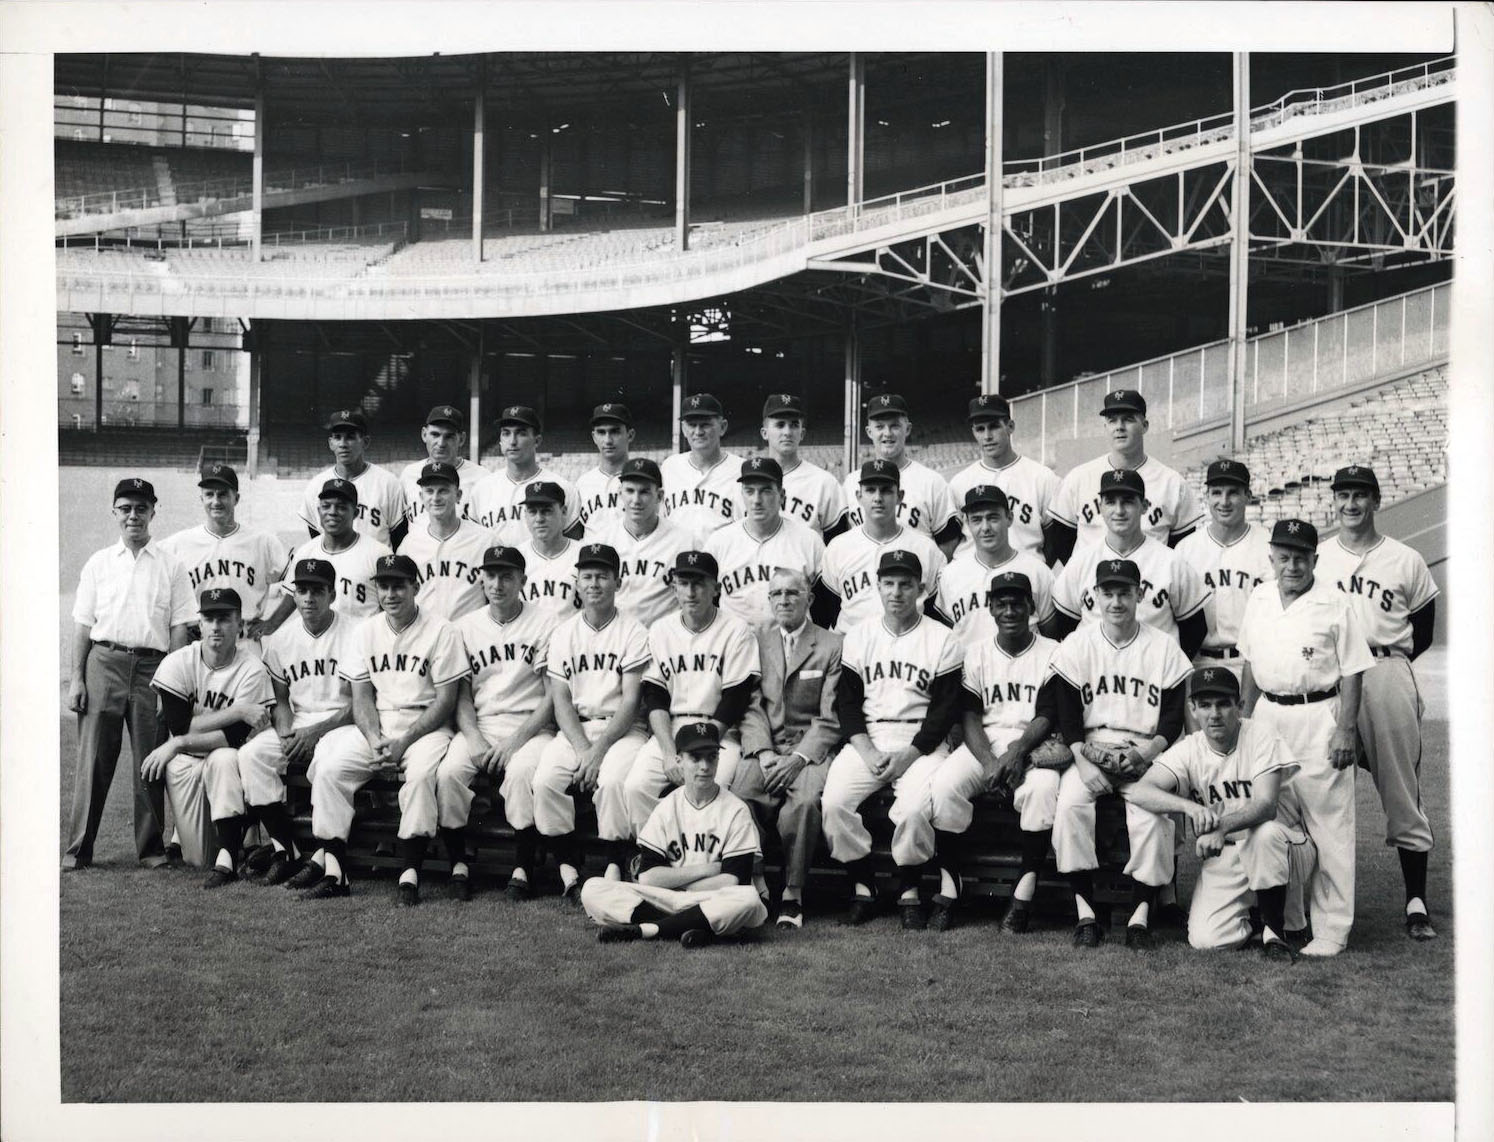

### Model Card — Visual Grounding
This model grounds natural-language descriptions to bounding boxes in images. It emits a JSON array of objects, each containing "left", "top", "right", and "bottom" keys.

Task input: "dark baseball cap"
[
  {"left": 1330, "top": 464, "right": 1380, "bottom": 496},
  {"left": 1100, "top": 389, "right": 1147, "bottom": 416},
  {"left": 675, "top": 721, "right": 722, "bottom": 754},
  {"left": 425, "top": 404, "right": 465, "bottom": 429},
  {"left": 762, "top": 393, "right": 805, "bottom": 419},
  {"left": 198, "top": 462, "right": 239, "bottom": 492},
  {"left": 521, "top": 480, "right": 566, "bottom": 507},
  {"left": 325, "top": 408, "right": 369, "bottom": 433},
  {"left": 619, "top": 457, "right": 663, "bottom": 486},
  {"left": 113, "top": 476, "right": 157, "bottom": 503},
  {"left": 290, "top": 557, "right": 336, "bottom": 587},
  {"left": 417, "top": 461, "right": 461, "bottom": 486},
  {"left": 479, "top": 545, "right": 526, "bottom": 572},
  {"left": 680, "top": 393, "right": 725, "bottom": 419},
  {"left": 1189, "top": 666, "right": 1241, "bottom": 701},
  {"left": 317, "top": 477, "right": 358, "bottom": 504},
  {"left": 671, "top": 551, "right": 719, "bottom": 580},
  {"left": 590, "top": 402, "right": 633, "bottom": 427},
  {"left": 858, "top": 459, "right": 901, "bottom": 486},
  {"left": 576, "top": 543, "right": 622, "bottom": 573},
  {"left": 877, "top": 549, "right": 923, "bottom": 579},
  {"left": 962, "top": 485, "right": 1010, "bottom": 513},
  {"left": 1094, "top": 558, "right": 1142, "bottom": 588},
  {"left": 1205, "top": 459, "right": 1251, "bottom": 488},
  {"left": 373, "top": 553, "right": 420, "bottom": 582},
  {"left": 1099, "top": 469, "right": 1146, "bottom": 499},
  {"left": 1269, "top": 518, "right": 1318, "bottom": 552},
  {"left": 967, "top": 394, "right": 1011, "bottom": 422},
  {"left": 739, "top": 457, "right": 783, "bottom": 484},
  {"left": 498, "top": 405, "right": 542, "bottom": 431},
  {"left": 198, "top": 586, "right": 243, "bottom": 614},
  {"left": 986, "top": 571, "right": 1033, "bottom": 603},
  {"left": 865, "top": 393, "right": 909, "bottom": 419}
]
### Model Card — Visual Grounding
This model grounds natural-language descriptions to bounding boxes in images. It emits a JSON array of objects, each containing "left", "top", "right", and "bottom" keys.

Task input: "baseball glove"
[
  {"left": 1081, "top": 741, "right": 1149, "bottom": 782},
  {"left": 1026, "top": 736, "right": 1073, "bottom": 771}
]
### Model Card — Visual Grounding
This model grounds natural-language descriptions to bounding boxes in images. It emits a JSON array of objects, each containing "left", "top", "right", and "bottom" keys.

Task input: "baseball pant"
[
  {"left": 306, "top": 715, "right": 454, "bottom": 842},
  {"left": 231, "top": 715, "right": 338, "bottom": 810},
  {"left": 532, "top": 722, "right": 649, "bottom": 840},
  {"left": 821, "top": 724, "right": 950, "bottom": 868},
  {"left": 438, "top": 714, "right": 556, "bottom": 830},
  {"left": 625, "top": 720, "right": 743, "bottom": 834},
  {"left": 1357, "top": 656, "right": 1433, "bottom": 852},
  {"left": 162, "top": 751, "right": 229, "bottom": 867},
  {"left": 928, "top": 728, "right": 1058, "bottom": 834},
  {"left": 1252, "top": 697, "right": 1355, "bottom": 948},
  {"left": 1054, "top": 766, "right": 1174, "bottom": 886},
  {"left": 1187, "top": 822, "right": 1317, "bottom": 950},
  {"left": 580, "top": 879, "right": 768, "bottom": 937},
  {"left": 730, "top": 755, "right": 830, "bottom": 890},
  {"left": 65, "top": 643, "right": 168, "bottom": 866}
]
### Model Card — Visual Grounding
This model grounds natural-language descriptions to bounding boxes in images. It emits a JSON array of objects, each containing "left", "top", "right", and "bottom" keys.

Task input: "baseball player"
[
  {"left": 513, "top": 481, "right": 583, "bottom": 622},
  {"left": 1050, "top": 469, "right": 1211, "bottom": 657},
  {"left": 1049, "top": 558, "right": 1193, "bottom": 949},
  {"left": 588, "top": 458, "right": 693, "bottom": 626},
  {"left": 623, "top": 550, "right": 761, "bottom": 834},
  {"left": 934, "top": 485, "right": 1057, "bottom": 646},
  {"left": 440, "top": 546, "right": 556, "bottom": 902},
  {"left": 841, "top": 393, "right": 963, "bottom": 556},
  {"left": 1045, "top": 389, "right": 1203, "bottom": 565},
  {"left": 398, "top": 461, "right": 497, "bottom": 621},
  {"left": 704, "top": 457, "right": 828, "bottom": 629},
  {"left": 1122, "top": 667, "right": 1311, "bottom": 960},
  {"left": 758, "top": 392, "right": 849, "bottom": 540},
  {"left": 398, "top": 404, "right": 486, "bottom": 527},
  {"left": 947, "top": 394, "right": 1060, "bottom": 559},
  {"left": 917, "top": 572, "right": 1062, "bottom": 931},
  {"left": 1315, "top": 465, "right": 1439, "bottom": 940},
  {"left": 582, "top": 721, "right": 768, "bottom": 948},
  {"left": 140, "top": 588, "right": 275, "bottom": 880},
  {"left": 263, "top": 478, "right": 393, "bottom": 635},
  {"left": 532, "top": 543, "right": 651, "bottom": 890},
  {"left": 575, "top": 402, "right": 636, "bottom": 534},
  {"left": 298, "top": 408, "right": 408, "bottom": 550},
  {"left": 1174, "top": 459, "right": 1274, "bottom": 676},
  {"left": 821, "top": 460, "right": 946, "bottom": 633},
  {"left": 468, "top": 405, "right": 583, "bottom": 544},
  {"left": 659, "top": 392, "right": 743, "bottom": 544},
  {"left": 299, "top": 553, "right": 470, "bottom": 904},
  {"left": 823, "top": 549, "right": 965, "bottom": 928},
  {"left": 1238, "top": 518, "right": 1372, "bottom": 957}
]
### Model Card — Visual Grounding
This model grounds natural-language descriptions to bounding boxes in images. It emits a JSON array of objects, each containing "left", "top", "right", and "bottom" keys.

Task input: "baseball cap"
[
  {"left": 1099, "top": 468, "right": 1146, "bottom": 499},
  {"left": 290, "top": 557, "right": 336, "bottom": 587},
  {"left": 986, "top": 571, "right": 1033, "bottom": 603},
  {"left": 1189, "top": 666, "right": 1241, "bottom": 701},
  {"left": 325, "top": 408, "right": 369, "bottom": 433},
  {"left": 198, "top": 586, "right": 243, "bottom": 614},
  {"left": 619, "top": 457, "right": 663, "bottom": 486},
  {"left": 674, "top": 721, "right": 722, "bottom": 754},
  {"left": 865, "top": 393, "right": 910, "bottom": 419},
  {"left": 317, "top": 477, "right": 358, "bottom": 504},
  {"left": 498, "top": 405, "right": 542, "bottom": 431},
  {"left": 680, "top": 393, "right": 725, "bottom": 419},
  {"left": 424, "top": 404, "right": 465, "bottom": 429},
  {"left": 417, "top": 461, "right": 461, "bottom": 486},
  {"left": 1269, "top": 518, "right": 1318, "bottom": 552},
  {"left": 1094, "top": 558, "right": 1142, "bottom": 588},
  {"left": 372, "top": 553, "right": 420, "bottom": 582},
  {"left": 113, "top": 476, "right": 157, "bottom": 503},
  {"left": 1205, "top": 458, "right": 1251, "bottom": 488},
  {"left": 590, "top": 402, "right": 633, "bottom": 427},
  {"left": 198, "top": 462, "right": 239, "bottom": 492},
  {"left": 962, "top": 485, "right": 1009, "bottom": 513},
  {"left": 857, "top": 459, "right": 901, "bottom": 486},
  {"left": 479, "top": 546, "right": 526, "bottom": 572},
  {"left": 877, "top": 549, "right": 923, "bottom": 580},
  {"left": 576, "top": 543, "right": 622, "bottom": 573},
  {"left": 762, "top": 393, "right": 805, "bottom": 419},
  {"left": 1330, "top": 464, "right": 1380, "bottom": 496},
  {"left": 670, "top": 551, "right": 719, "bottom": 580},
  {"left": 739, "top": 457, "right": 784, "bottom": 484},
  {"left": 1100, "top": 389, "right": 1147, "bottom": 416},
  {"left": 521, "top": 480, "right": 566, "bottom": 507},
  {"left": 967, "top": 394, "right": 1011, "bottom": 422}
]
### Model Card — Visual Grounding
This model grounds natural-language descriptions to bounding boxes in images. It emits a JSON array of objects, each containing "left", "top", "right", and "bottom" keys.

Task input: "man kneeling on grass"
[{"left": 582, "top": 721, "right": 768, "bottom": 948}]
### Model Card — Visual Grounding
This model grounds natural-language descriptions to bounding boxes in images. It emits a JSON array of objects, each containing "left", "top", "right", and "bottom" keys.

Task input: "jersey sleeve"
[
  {"left": 959, "top": 644, "right": 985, "bottom": 699},
  {"left": 560, "top": 475, "right": 582, "bottom": 535},
  {"left": 820, "top": 540, "right": 845, "bottom": 599},
  {"left": 635, "top": 799, "right": 674, "bottom": 861},
  {"left": 1035, "top": 464, "right": 1061, "bottom": 518},
  {"left": 236, "top": 658, "right": 276, "bottom": 708},
  {"left": 805, "top": 527, "right": 826, "bottom": 580},
  {"left": 934, "top": 626, "right": 964, "bottom": 677},
  {"left": 927, "top": 475, "right": 959, "bottom": 536},
  {"left": 619, "top": 619, "right": 651, "bottom": 675},
  {"left": 1047, "top": 469, "right": 1080, "bottom": 529},
  {"left": 1334, "top": 597, "right": 1375, "bottom": 678},
  {"left": 720, "top": 620, "right": 761, "bottom": 688},
  {"left": 1170, "top": 552, "right": 1212, "bottom": 621},
  {"left": 298, "top": 480, "right": 318, "bottom": 532},
  {"left": 1051, "top": 559, "right": 1083, "bottom": 620},
  {"left": 1248, "top": 725, "right": 1299, "bottom": 783},
  {"left": 1030, "top": 563, "right": 1057, "bottom": 625},
  {"left": 1152, "top": 738, "right": 1194, "bottom": 795},
  {"left": 149, "top": 649, "right": 193, "bottom": 701},
  {"left": 429, "top": 620, "right": 473, "bottom": 687},
  {"left": 261, "top": 534, "right": 292, "bottom": 597},
  {"left": 1169, "top": 474, "right": 1205, "bottom": 538},
  {"left": 72, "top": 552, "right": 100, "bottom": 626},
  {"left": 643, "top": 624, "right": 669, "bottom": 687},
  {"left": 167, "top": 558, "right": 197, "bottom": 627},
  {"left": 545, "top": 622, "right": 573, "bottom": 683},
  {"left": 719, "top": 797, "right": 763, "bottom": 860},
  {"left": 820, "top": 475, "right": 849, "bottom": 535},
  {"left": 1048, "top": 632, "right": 1083, "bottom": 688},
  {"left": 338, "top": 618, "right": 374, "bottom": 683},
  {"left": 1159, "top": 636, "right": 1195, "bottom": 690},
  {"left": 529, "top": 625, "right": 552, "bottom": 676},
  {"left": 1405, "top": 551, "right": 1439, "bottom": 612},
  {"left": 260, "top": 635, "right": 286, "bottom": 684},
  {"left": 1235, "top": 589, "right": 1260, "bottom": 662}
]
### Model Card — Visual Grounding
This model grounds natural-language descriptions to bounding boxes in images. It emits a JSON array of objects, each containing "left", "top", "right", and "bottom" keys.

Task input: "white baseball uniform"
[
  {"left": 705, "top": 514, "right": 826, "bottom": 629},
  {"left": 589, "top": 515, "right": 693, "bottom": 627},
  {"left": 934, "top": 548, "right": 1056, "bottom": 646},
  {"left": 1049, "top": 455, "right": 1204, "bottom": 549},
  {"left": 399, "top": 518, "right": 497, "bottom": 621},
  {"left": 780, "top": 458, "right": 849, "bottom": 537},
  {"left": 469, "top": 466, "right": 582, "bottom": 545},
  {"left": 159, "top": 524, "right": 289, "bottom": 625},
  {"left": 821, "top": 525, "right": 946, "bottom": 633},
  {"left": 285, "top": 533, "right": 393, "bottom": 621},
  {"left": 948, "top": 454, "right": 1060, "bottom": 557},
  {"left": 1175, "top": 523, "right": 1275, "bottom": 668},
  {"left": 299, "top": 463, "right": 407, "bottom": 548},
  {"left": 514, "top": 539, "right": 583, "bottom": 623},
  {"left": 659, "top": 451, "right": 743, "bottom": 543},
  {"left": 1052, "top": 537, "right": 1211, "bottom": 643},
  {"left": 398, "top": 456, "right": 486, "bottom": 526},
  {"left": 575, "top": 466, "right": 625, "bottom": 534},
  {"left": 842, "top": 458, "right": 960, "bottom": 541}
]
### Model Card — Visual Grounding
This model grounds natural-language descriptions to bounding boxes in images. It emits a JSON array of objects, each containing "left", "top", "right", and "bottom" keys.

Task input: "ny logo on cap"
[
  {"left": 977, "top": 395, "right": 990, "bottom": 406},
  {"left": 778, "top": 393, "right": 791, "bottom": 402},
  {"left": 891, "top": 550, "right": 907, "bottom": 560},
  {"left": 1347, "top": 465, "right": 1361, "bottom": 475},
  {"left": 212, "top": 463, "right": 224, "bottom": 474},
  {"left": 1287, "top": 521, "right": 1300, "bottom": 533},
  {"left": 586, "top": 545, "right": 602, "bottom": 556},
  {"left": 208, "top": 589, "right": 224, "bottom": 601},
  {"left": 333, "top": 479, "right": 348, "bottom": 489},
  {"left": 1203, "top": 669, "right": 1217, "bottom": 682},
  {"left": 338, "top": 409, "right": 352, "bottom": 420},
  {"left": 601, "top": 403, "right": 614, "bottom": 412},
  {"left": 749, "top": 458, "right": 763, "bottom": 469},
  {"left": 1109, "top": 560, "right": 1123, "bottom": 572},
  {"left": 439, "top": 406, "right": 455, "bottom": 417},
  {"left": 878, "top": 396, "right": 891, "bottom": 407},
  {"left": 688, "top": 396, "right": 702, "bottom": 408},
  {"left": 871, "top": 460, "right": 888, "bottom": 472},
  {"left": 1114, "top": 390, "right": 1130, "bottom": 400},
  {"left": 529, "top": 482, "right": 542, "bottom": 494},
  {"left": 131, "top": 478, "right": 143, "bottom": 489},
  {"left": 379, "top": 555, "right": 396, "bottom": 569},
  {"left": 686, "top": 553, "right": 699, "bottom": 564}
]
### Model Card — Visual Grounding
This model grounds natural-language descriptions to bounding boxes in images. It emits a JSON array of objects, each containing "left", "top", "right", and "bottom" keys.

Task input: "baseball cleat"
[
  {"left": 396, "top": 882, "right": 420, "bottom": 908},
  {"left": 1154, "top": 902, "right": 1188, "bottom": 930},
  {"left": 448, "top": 874, "right": 472, "bottom": 903},
  {"left": 163, "top": 842, "right": 184, "bottom": 866},
  {"left": 1001, "top": 899, "right": 1032, "bottom": 934},
  {"left": 679, "top": 928, "right": 716, "bottom": 949},
  {"left": 927, "top": 894, "right": 957, "bottom": 932},
  {"left": 1284, "top": 925, "right": 1311, "bottom": 947},
  {"left": 597, "top": 923, "right": 643, "bottom": 944},
  {"left": 1072, "top": 919, "right": 1104, "bottom": 948},
  {"left": 284, "top": 861, "right": 326, "bottom": 890},
  {"left": 775, "top": 902, "right": 804, "bottom": 930},
  {"left": 259, "top": 853, "right": 301, "bottom": 886},
  {"left": 899, "top": 901, "right": 927, "bottom": 931},
  {"left": 845, "top": 896, "right": 880, "bottom": 926},
  {"left": 1262, "top": 936, "right": 1299, "bottom": 964},
  {"left": 201, "top": 866, "right": 238, "bottom": 890},
  {"left": 505, "top": 876, "right": 534, "bottom": 903},
  {"left": 561, "top": 880, "right": 584, "bottom": 905},
  {"left": 1405, "top": 913, "right": 1438, "bottom": 941},
  {"left": 1124, "top": 923, "right": 1154, "bottom": 950},
  {"left": 1298, "top": 937, "right": 1344, "bottom": 958},
  {"left": 238, "top": 843, "right": 276, "bottom": 878},
  {"left": 300, "top": 876, "right": 350, "bottom": 900}
]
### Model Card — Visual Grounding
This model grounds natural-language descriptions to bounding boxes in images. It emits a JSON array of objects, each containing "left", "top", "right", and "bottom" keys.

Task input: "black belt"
[
  {"left": 1261, "top": 686, "right": 1338, "bottom": 706},
  {"left": 1197, "top": 646, "right": 1240, "bottom": 660},
  {"left": 1370, "top": 647, "right": 1405, "bottom": 659},
  {"left": 870, "top": 718, "right": 925, "bottom": 724},
  {"left": 93, "top": 639, "right": 164, "bottom": 657}
]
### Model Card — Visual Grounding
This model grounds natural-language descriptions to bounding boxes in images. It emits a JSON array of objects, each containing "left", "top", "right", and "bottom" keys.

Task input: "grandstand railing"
[{"left": 58, "top": 398, "right": 246, "bottom": 431}]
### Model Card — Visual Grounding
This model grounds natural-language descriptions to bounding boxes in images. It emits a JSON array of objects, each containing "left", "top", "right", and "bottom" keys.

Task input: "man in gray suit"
[{"left": 734, "top": 567, "right": 844, "bottom": 929}]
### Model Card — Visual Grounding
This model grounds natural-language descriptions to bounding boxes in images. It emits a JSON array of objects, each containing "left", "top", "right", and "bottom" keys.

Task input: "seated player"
[
  {"left": 582, "top": 722, "right": 768, "bottom": 948},
  {"left": 934, "top": 485, "right": 1056, "bottom": 646},
  {"left": 1121, "top": 668, "right": 1311, "bottom": 961}
]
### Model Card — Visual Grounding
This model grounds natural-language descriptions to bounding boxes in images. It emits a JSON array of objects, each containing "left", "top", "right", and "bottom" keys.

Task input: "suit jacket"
[{"left": 740, "top": 621, "right": 843, "bottom": 763}]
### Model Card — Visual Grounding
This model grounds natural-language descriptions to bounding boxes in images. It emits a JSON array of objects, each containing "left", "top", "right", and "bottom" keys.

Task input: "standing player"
[
  {"left": 589, "top": 458, "right": 692, "bottom": 626},
  {"left": 822, "top": 550, "right": 965, "bottom": 928},
  {"left": 263, "top": 479, "right": 392, "bottom": 635},
  {"left": 399, "top": 461, "right": 496, "bottom": 621},
  {"left": 947, "top": 395, "right": 1060, "bottom": 560},
  {"left": 298, "top": 408, "right": 408, "bottom": 550},
  {"left": 1238, "top": 518, "right": 1372, "bottom": 957},
  {"left": 582, "top": 722, "right": 768, "bottom": 948},
  {"left": 1049, "top": 559, "right": 1193, "bottom": 949},
  {"left": 1314, "top": 465, "right": 1439, "bottom": 940},
  {"left": 469, "top": 405, "right": 583, "bottom": 544},
  {"left": 841, "top": 394, "right": 962, "bottom": 557},
  {"left": 935, "top": 485, "right": 1056, "bottom": 645},
  {"left": 759, "top": 393, "right": 849, "bottom": 540},
  {"left": 623, "top": 551, "right": 761, "bottom": 834},
  {"left": 1045, "top": 390, "right": 1203, "bottom": 565},
  {"left": 399, "top": 404, "right": 486, "bottom": 528},
  {"left": 531, "top": 543, "right": 652, "bottom": 888},
  {"left": 705, "top": 458, "right": 827, "bottom": 629},
  {"left": 1050, "top": 469, "right": 1211, "bottom": 657},
  {"left": 575, "top": 402, "right": 636, "bottom": 534},
  {"left": 514, "top": 481, "right": 583, "bottom": 622},
  {"left": 660, "top": 392, "right": 743, "bottom": 543},
  {"left": 822, "top": 460, "right": 945, "bottom": 633},
  {"left": 439, "top": 546, "right": 556, "bottom": 902}
]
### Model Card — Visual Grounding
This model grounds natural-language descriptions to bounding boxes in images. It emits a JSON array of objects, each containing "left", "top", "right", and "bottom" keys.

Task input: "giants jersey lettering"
[
  {"left": 575, "top": 466, "right": 624, "bottom": 533},
  {"left": 261, "top": 610, "right": 359, "bottom": 718},
  {"left": 159, "top": 525, "right": 289, "bottom": 621},
  {"left": 455, "top": 603, "right": 551, "bottom": 716},
  {"left": 842, "top": 614, "right": 963, "bottom": 722},
  {"left": 821, "top": 525, "right": 946, "bottom": 633},
  {"left": 547, "top": 610, "right": 651, "bottom": 721},
  {"left": 399, "top": 518, "right": 496, "bottom": 621},
  {"left": 590, "top": 515, "right": 692, "bottom": 627},
  {"left": 1155, "top": 720, "right": 1304, "bottom": 835},
  {"left": 705, "top": 515, "right": 826, "bottom": 629},
  {"left": 1049, "top": 454, "right": 1203, "bottom": 548},
  {"left": 780, "top": 459, "right": 848, "bottom": 536},
  {"left": 398, "top": 457, "right": 486, "bottom": 525},
  {"left": 1049, "top": 622, "right": 1192, "bottom": 737},
  {"left": 637, "top": 785, "right": 761, "bottom": 869},
  {"left": 1236, "top": 580, "right": 1373, "bottom": 694},
  {"left": 935, "top": 548, "right": 1056, "bottom": 646},
  {"left": 152, "top": 643, "right": 273, "bottom": 719},
  {"left": 1314, "top": 535, "right": 1438, "bottom": 654},
  {"left": 659, "top": 451, "right": 743, "bottom": 543},
  {"left": 842, "top": 458, "right": 959, "bottom": 539},
  {"left": 468, "top": 466, "right": 582, "bottom": 544},
  {"left": 1175, "top": 524, "right": 1275, "bottom": 649},
  {"left": 644, "top": 611, "right": 760, "bottom": 718},
  {"left": 515, "top": 540, "right": 583, "bottom": 622},
  {"left": 1052, "top": 537, "right": 1211, "bottom": 641},
  {"left": 299, "top": 463, "right": 407, "bottom": 548},
  {"left": 342, "top": 609, "right": 470, "bottom": 715},
  {"left": 286, "top": 533, "right": 393, "bottom": 620},
  {"left": 962, "top": 633, "right": 1060, "bottom": 736},
  {"left": 948, "top": 454, "right": 1060, "bottom": 557}
]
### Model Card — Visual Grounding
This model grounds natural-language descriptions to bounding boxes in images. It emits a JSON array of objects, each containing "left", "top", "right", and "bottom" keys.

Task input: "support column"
[
  {"left": 1226, "top": 52, "right": 1250, "bottom": 452},
  {"left": 91, "top": 314, "right": 107, "bottom": 430},
  {"left": 675, "top": 59, "right": 692, "bottom": 252},
  {"left": 1327, "top": 265, "right": 1344, "bottom": 313},
  {"left": 980, "top": 51, "right": 1003, "bottom": 395},
  {"left": 468, "top": 335, "right": 483, "bottom": 462},
  {"left": 1040, "top": 58, "right": 1064, "bottom": 387},
  {"left": 246, "top": 326, "right": 262, "bottom": 478},
  {"left": 472, "top": 86, "right": 486, "bottom": 261},
  {"left": 843, "top": 325, "right": 861, "bottom": 477},
  {"left": 802, "top": 113, "right": 814, "bottom": 213},
  {"left": 251, "top": 87, "right": 265, "bottom": 262},
  {"left": 539, "top": 137, "right": 552, "bottom": 233},
  {"left": 177, "top": 330, "right": 188, "bottom": 430},
  {"left": 671, "top": 346, "right": 687, "bottom": 451},
  {"left": 847, "top": 53, "right": 865, "bottom": 209}
]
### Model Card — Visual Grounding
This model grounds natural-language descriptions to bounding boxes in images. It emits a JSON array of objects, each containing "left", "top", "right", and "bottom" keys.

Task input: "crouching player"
[
  {"left": 583, "top": 722, "right": 768, "bottom": 948},
  {"left": 1121, "top": 667, "right": 1311, "bottom": 961}
]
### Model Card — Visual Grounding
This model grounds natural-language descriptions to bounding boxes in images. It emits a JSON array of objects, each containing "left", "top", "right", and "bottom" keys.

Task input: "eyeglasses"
[{"left": 113, "top": 505, "right": 151, "bottom": 517}]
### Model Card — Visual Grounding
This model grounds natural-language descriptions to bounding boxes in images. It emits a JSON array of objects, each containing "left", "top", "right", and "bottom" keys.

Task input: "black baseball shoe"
[
  {"left": 300, "top": 875, "right": 350, "bottom": 900},
  {"left": 505, "top": 875, "right": 534, "bottom": 903},
  {"left": 928, "top": 894, "right": 957, "bottom": 932},
  {"left": 1154, "top": 902, "right": 1188, "bottom": 930},
  {"left": 1001, "top": 899, "right": 1032, "bottom": 934},
  {"left": 680, "top": 928, "right": 716, "bottom": 949},
  {"left": 448, "top": 874, "right": 472, "bottom": 903},
  {"left": 561, "top": 880, "right": 584, "bottom": 905},
  {"left": 284, "top": 861, "right": 326, "bottom": 890},
  {"left": 237, "top": 843, "right": 276, "bottom": 879},
  {"left": 201, "top": 866, "right": 238, "bottom": 890},
  {"left": 1284, "top": 926, "right": 1312, "bottom": 948},
  {"left": 899, "top": 900, "right": 927, "bottom": 931},
  {"left": 775, "top": 901, "right": 804, "bottom": 931},
  {"left": 1263, "top": 936, "right": 1299, "bottom": 964},
  {"left": 1072, "top": 918, "right": 1104, "bottom": 948},
  {"left": 163, "top": 842, "right": 184, "bottom": 866},
  {"left": 1406, "top": 912, "right": 1438, "bottom": 941},
  {"left": 259, "top": 853, "right": 301, "bottom": 886},
  {"left": 396, "top": 882, "right": 420, "bottom": 908},
  {"left": 598, "top": 923, "right": 643, "bottom": 944},
  {"left": 845, "top": 895, "right": 880, "bottom": 926},
  {"left": 1124, "top": 923, "right": 1154, "bottom": 950}
]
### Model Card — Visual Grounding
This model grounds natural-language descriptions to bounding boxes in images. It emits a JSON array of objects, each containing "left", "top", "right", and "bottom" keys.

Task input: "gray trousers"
[{"left": 730, "top": 756, "right": 828, "bottom": 891}]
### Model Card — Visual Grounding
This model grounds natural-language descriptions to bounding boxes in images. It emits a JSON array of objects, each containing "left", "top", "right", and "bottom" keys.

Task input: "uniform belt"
[
  {"left": 870, "top": 718, "right": 924, "bottom": 724},
  {"left": 1197, "top": 646, "right": 1240, "bottom": 660},
  {"left": 1261, "top": 686, "right": 1339, "bottom": 706},
  {"left": 1369, "top": 646, "right": 1405, "bottom": 659},
  {"left": 93, "top": 639, "right": 164, "bottom": 657}
]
